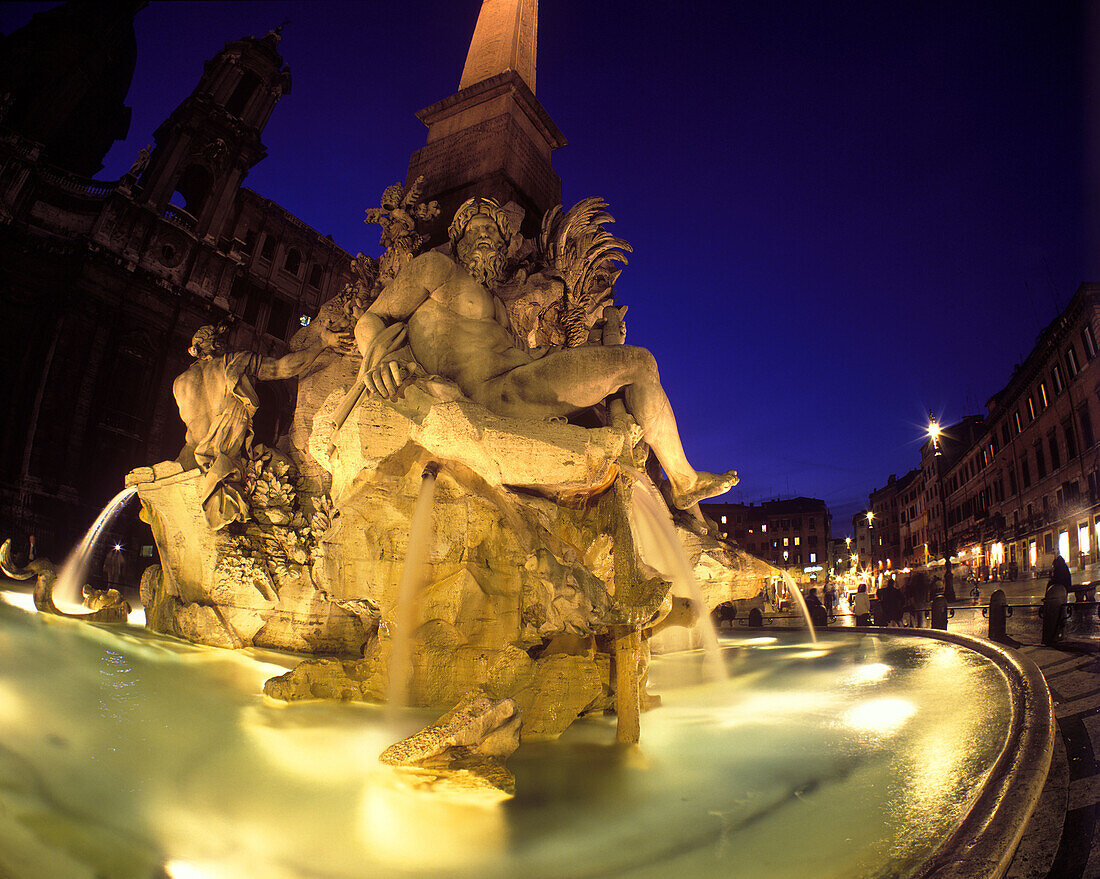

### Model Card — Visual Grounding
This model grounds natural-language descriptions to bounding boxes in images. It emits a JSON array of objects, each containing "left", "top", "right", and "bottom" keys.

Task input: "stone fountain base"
[{"left": 129, "top": 361, "right": 777, "bottom": 740}]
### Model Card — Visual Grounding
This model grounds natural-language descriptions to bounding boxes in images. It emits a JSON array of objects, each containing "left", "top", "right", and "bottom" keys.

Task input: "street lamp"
[
  {"left": 866, "top": 511, "right": 874, "bottom": 580},
  {"left": 927, "top": 413, "right": 952, "bottom": 598}
]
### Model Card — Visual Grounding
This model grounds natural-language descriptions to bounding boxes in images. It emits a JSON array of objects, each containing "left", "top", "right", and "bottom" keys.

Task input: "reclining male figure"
[{"left": 340, "top": 197, "right": 738, "bottom": 510}]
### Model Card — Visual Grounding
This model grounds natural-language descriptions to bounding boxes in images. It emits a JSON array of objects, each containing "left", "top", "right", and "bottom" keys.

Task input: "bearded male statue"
[{"left": 338, "top": 197, "right": 738, "bottom": 510}]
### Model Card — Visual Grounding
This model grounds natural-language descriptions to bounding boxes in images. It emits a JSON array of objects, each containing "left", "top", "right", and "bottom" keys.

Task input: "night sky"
[{"left": 3, "top": 1, "right": 1093, "bottom": 535}]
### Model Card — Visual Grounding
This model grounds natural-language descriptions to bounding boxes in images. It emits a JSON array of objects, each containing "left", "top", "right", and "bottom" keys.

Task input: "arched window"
[
  {"left": 225, "top": 71, "right": 261, "bottom": 118},
  {"left": 308, "top": 264, "right": 323, "bottom": 288},
  {"left": 171, "top": 165, "right": 213, "bottom": 218},
  {"left": 260, "top": 234, "right": 276, "bottom": 261},
  {"left": 283, "top": 248, "right": 302, "bottom": 276}
]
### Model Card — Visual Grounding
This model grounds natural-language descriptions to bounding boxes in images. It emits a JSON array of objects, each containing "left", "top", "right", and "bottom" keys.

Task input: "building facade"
[
  {"left": 946, "top": 285, "right": 1100, "bottom": 580},
  {"left": 0, "top": 9, "right": 353, "bottom": 555},
  {"left": 701, "top": 497, "right": 831, "bottom": 584},
  {"left": 865, "top": 284, "right": 1100, "bottom": 584}
]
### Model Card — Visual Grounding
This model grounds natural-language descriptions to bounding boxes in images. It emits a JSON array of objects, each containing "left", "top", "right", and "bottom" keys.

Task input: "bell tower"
[
  {"left": 134, "top": 26, "right": 292, "bottom": 243},
  {"left": 406, "top": 0, "right": 565, "bottom": 242}
]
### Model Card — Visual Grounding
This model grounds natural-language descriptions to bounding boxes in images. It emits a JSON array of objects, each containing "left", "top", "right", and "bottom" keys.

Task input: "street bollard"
[
  {"left": 988, "top": 589, "right": 1008, "bottom": 642},
  {"left": 1042, "top": 584, "right": 1068, "bottom": 645},
  {"left": 931, "top": 595, "right": 948, "bottom": 630}
]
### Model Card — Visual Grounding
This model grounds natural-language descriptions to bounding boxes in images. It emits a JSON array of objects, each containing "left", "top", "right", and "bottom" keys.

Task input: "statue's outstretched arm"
[{"left": 257, "top": 321, "right": 354, "bottom": 381}]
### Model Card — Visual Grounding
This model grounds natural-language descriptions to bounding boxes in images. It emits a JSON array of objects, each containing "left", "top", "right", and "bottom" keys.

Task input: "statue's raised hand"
[{"left": 319, "top": 321, "right": 356, "bottom": 354}]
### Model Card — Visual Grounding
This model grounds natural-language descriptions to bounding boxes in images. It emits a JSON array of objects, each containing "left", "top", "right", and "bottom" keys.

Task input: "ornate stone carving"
[
  {"left": 339, "top": 194, "right": 737, "bottom": 511},
  {"left": 172, "top": 320, "right": 352, "bottom": 529},
  {"left": 364, "top": 175, "right": 440, "bottom": 286}
]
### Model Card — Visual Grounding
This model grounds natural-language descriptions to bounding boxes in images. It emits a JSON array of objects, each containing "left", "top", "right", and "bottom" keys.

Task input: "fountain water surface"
[{"left": 0, "top": 595, "right": 1032, "bottom": 879}]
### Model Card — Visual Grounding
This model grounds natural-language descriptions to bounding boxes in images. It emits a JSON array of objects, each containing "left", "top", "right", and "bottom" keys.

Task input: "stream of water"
[
  {"left": 385, "top": 463, "right": 439, "bottom": 716},
  {"left": 53, "top": 486, "right": 137, "bottom": 610},
  {"left": 625, "top": 469, "right": 726, "bottom": 680},
  {"left": 779, "top": 570, "right": 818, "bottom": 642}
]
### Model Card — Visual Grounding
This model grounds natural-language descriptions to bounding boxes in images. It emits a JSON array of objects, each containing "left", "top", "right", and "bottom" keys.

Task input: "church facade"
[{"left": 0, "top": 4, "right": 354, "bottom": 554}]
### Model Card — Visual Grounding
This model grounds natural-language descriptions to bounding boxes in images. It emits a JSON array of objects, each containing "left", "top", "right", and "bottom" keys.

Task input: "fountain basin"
[{"left": 0, "top": 589, "right": 1051, "bottom": 879}]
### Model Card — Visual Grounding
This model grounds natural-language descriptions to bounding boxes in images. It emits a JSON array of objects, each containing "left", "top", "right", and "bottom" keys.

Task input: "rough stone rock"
[
  {"left": 264, "top": 642, "right": 603, "bottom": 741},
  {"left": 379, "top": 693, "right": 520, "bottom": 765},
  {"left": 263, "top": 657, "right": 370, "bottom": 702}
]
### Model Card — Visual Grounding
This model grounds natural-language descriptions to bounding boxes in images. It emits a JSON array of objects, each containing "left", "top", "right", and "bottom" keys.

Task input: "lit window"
[
  {"left": 1027, "top": 396, "right": 1036, "bottom": 421},
  {"left": 1053, "top": 364, "right": 1064, "bottom": 395},
  {"left": 783, "top": 537, "right": 789, "bottom": 547},
  {"left": 720, "top": 515, "right": 727, "bottom": 524},
  {"left": 809, "top": 553, "right": 816, "bottom": 564},
  {"left": 783, "top": 551, "right": 789, "bottom": 562},
  {"left": 794, "top": 536, "right": 800, "bottom": 546},
  {"left": 1039, "top": 383, "right": 1049, "bottom": 408},
  {"left": 761, "top": 524, "right": 767, "bottom": 533},
  {"left": 1029, "top": 540, "right": 1037, "bottom": 566},
  {"left": 1084, "top": 325, "right": 1098, "bottom": 360},
  {"left": 1079, "top": 523, "right": 1090, "bottom": 555},
  {"left": 1013, "top": 411, "right": 1022, "bottom": 434}
]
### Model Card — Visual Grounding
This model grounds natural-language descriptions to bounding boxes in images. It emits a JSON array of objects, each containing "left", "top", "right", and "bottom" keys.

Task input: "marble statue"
[
  {"left": 126, "top": 144, "right": 151, "bottom": 178},
  {"left": 173, "top": 321, "right": 353, "bottom": 529},
  {"left": 123, "top": 191, "right": 776, "bottom": 781},
  {"left": 338, "top": 196, "right": 739, "bottom": 511},
  {"left": 0, "top": 539, "right": 131, "bottom": 623}
]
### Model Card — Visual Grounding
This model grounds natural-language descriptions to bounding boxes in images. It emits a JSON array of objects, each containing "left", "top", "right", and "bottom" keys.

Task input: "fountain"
[
  {"left": 0, "top": 184, "right": 1055, "bottom": 878},
  {"left": 0, "top": 4, "right": 1055, "bottom": 875}
]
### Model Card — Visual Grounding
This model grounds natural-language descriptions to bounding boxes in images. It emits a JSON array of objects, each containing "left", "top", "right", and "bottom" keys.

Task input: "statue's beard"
[{"left": 458, "top": 241, "right": 506, "bottom": 287}]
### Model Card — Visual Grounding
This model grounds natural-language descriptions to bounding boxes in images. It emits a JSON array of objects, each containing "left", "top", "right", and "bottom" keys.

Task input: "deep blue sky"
[{"left": 3, "top": 1, "right": 1093, "bottom": 535}]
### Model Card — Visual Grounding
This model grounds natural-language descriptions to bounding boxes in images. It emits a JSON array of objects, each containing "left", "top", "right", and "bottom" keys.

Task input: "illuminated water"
[
  {"left": 0, "top": 590, "right": 1013, "bottom": 879},
  {"left": 779, "top": 569, "right": 817, "bottom": 641},
  {"left": 385, "top": 464, "right": 439, "bottom": 715},
  {"left": 627, "top": 470, "right": 726, "bottom": 679},
  {"left": 54, "top": 486, "right": 137, "bottom": 610}
]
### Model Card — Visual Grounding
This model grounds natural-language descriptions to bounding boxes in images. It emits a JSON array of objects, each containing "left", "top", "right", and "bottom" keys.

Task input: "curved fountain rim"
[{"left": 769, "top": 625, "right": 1055, "bottom": 879}]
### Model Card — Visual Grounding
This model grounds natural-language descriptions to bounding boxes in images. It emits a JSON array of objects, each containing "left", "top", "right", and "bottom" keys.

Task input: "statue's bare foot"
[{"left": 670, "top": 469, "right": 739, "bottom": 510}]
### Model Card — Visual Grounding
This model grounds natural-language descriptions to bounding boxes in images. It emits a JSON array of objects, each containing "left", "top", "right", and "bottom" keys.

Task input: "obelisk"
[{"left": 406, "top": 0, "right": 566, "bottom": 243}]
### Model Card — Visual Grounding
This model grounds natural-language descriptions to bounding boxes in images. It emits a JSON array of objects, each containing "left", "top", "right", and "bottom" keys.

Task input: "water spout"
[
  {"left": 625, "top": 470, "right": 726, "bottom": 681},
  {"left": 54, "top": 487, "right": 137, "bottom": 611},
  {"left": 385, "top": 463, "right": 439, "bottom": 717},
  {"left": 779, "top": 571, "right": 817, "bottom": 643}
]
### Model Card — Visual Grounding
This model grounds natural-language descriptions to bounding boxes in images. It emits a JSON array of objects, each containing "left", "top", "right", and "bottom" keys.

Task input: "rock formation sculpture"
[{"left": 129, "top": 192, "right": 775, "bottom": 784}]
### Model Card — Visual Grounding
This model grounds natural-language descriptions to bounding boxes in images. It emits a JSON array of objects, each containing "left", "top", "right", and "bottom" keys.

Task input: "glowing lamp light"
[
  {"left": 928, "top": 413, "right": 943, "bottom": 456},
  {"left": 113, "top": 543, "right": 123, "bottom": 552}
]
